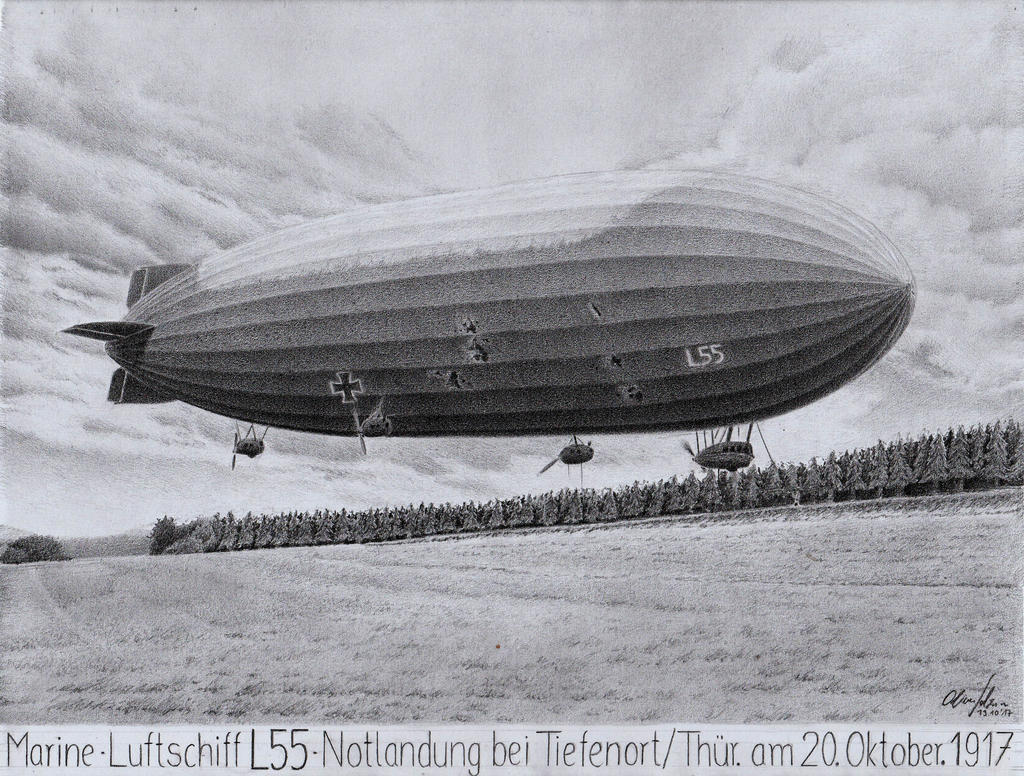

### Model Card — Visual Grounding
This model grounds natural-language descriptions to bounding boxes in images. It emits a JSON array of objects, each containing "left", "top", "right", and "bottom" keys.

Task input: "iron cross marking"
[{"left": 330, "top": 371, "right": 364, "bottom": 403}]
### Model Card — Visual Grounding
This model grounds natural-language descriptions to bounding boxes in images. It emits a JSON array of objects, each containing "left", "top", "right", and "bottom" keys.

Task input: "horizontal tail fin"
[
  {"left": 62, "top": 321, "right": 154, "bottom": 342},
  {"left": 126, "top": 264, "right": 193, "bottom": 308},
  {"left": 107, "top": 368, "right": 173, "bottom": 404}
]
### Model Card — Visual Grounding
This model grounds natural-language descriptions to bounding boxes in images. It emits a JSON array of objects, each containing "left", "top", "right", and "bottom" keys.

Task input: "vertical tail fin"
[
  {"left": 126, "top": 264, "right": 193, "bottom": 308},
  {"left": 107, "top": 368, "right": 173, "bottom": 404}
]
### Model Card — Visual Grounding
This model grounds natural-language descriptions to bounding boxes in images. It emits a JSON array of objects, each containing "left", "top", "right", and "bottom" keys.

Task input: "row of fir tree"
[{"left": 150, "top": 419, "right": 1023, "bottom": 554}]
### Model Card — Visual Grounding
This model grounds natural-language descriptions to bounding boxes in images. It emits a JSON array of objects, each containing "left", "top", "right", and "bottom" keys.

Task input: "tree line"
[
  {"left": 150, "top": 419, "right": 1023, "bottom": 555},
  {"left": 1, "top": 535, "right": 70, "bottom": 564}
]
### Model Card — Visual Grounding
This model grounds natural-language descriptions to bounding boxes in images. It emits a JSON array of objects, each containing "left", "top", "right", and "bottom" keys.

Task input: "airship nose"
[
  {"left": 900, "top": 279, "right": 916, "bottom": 323},
  {"left": 878, "top": 279, "right": 916, "bottom": 355},
  {"left": 866, "top": 225, "right": 915, "bottom": 335}
]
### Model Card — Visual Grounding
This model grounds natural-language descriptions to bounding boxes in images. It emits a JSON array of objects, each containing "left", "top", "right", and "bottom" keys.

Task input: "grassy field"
[{"left": 1, "top": 489, "right": 1019, "bottom": 724}]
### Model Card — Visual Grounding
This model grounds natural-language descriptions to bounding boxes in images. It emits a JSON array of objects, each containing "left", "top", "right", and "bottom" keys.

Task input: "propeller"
[
  {"left": 351, "top": 405, "right": 367, "bottom": 455},
  {"left": 538, "top": 456, "right": 560, "bottom": 474},
  {"left": 682, "top": 440, "right": 695, "bottom": 457}
]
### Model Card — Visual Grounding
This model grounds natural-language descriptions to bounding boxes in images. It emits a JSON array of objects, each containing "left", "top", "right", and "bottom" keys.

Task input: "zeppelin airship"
[{"left": 65, "top": 170, "right": 914, "bottom": 466}]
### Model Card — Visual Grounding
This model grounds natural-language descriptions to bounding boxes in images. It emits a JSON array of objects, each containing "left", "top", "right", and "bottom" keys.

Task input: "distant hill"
[
  {"left": 0, "top": 524, "right": 30, "bottom": 545},
  {"left": 60, "top": 529, "right": 150, "bottom": 559},
  {"left": 0, "top": 525, "right": 149, "bottom": 559}
]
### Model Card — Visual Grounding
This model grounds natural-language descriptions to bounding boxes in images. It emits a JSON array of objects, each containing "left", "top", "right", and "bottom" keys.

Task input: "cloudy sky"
[{"left": 2, "top": 1, "right": 1021, "bottom": 536}]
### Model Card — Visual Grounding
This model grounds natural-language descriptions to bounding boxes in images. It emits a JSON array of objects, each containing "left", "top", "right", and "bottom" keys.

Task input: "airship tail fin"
[
  {"left": 107, "top": 368, "right": 173, "bottom": 404},
  {"left": 62, "top": 321, "right": 154, "bottom": 342},
  {"left": 126, "top": 264, "right": 193, "bottom": 308}
]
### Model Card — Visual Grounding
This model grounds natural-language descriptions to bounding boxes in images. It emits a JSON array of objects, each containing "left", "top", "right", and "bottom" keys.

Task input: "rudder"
[
  {"left": 126, "top": 264, "right": 193, "bottom": 308},
  {"left": 107, "top": 368, "right": 174, "bottom": 404}
]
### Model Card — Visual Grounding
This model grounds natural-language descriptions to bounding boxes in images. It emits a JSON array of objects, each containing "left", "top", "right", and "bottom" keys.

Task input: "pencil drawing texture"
[
  {"left": 1, "top": 1, "right": 1020, "bottom": 726},
  {"left": 64, "top": 170, "right": 914, "bottom": 441}
]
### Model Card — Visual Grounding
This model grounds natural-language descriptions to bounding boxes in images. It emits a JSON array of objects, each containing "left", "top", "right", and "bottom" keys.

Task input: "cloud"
[
  {"left": 648, "top": 6, "right": 1023, "bottom": 438},
  {"left": 3, "top": 29, "right": 426, "bottom": 277},
  {"left": 2, "top": 5, "right": 1020, "bottom": 535},
  {"left": 769, "top": 37, "right": 828, "bottom": 74},
  {"left": 0, "top": 20, "right": 432, "bottom": 533}
]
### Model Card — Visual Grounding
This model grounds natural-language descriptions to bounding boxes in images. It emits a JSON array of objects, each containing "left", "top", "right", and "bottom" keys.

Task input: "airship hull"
[{"left": 91, "top": 170, "right": 914, "bottom": 437}]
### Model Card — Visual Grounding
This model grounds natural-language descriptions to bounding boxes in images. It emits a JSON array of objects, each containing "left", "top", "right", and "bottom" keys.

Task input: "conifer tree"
[
  {"left": 723, "top": 473, "right": 742, "bottom": 510},
  {"left": 698, "top": 470, "right": 722, "bottom": 511},
  {"left": 887, "top": 443, "right": 911, "bottom": 496},
  {"left": 866, "top": 443, "right": 889, "bottom": 498},
  {"left": 782, "top": 463, "right": 802, "bottom": 505},
  {"left": 433, "top": 505, "right": 450, "bottom": 533},
  {"left": 821, "top": 452, "right": 842, "bottom": 501},
  {"left": 740, "top": 467, "right": 760, "bottom": 508},
  {"left": 777, "top": 464, "right": 795, "bottom": 501},
  {"left": 535, "top": 495, "right": 555, "bottom": 526},
  {"left": 617, "top": 484, "right": 644, "bottom": 518},
  {"left": 522, "top": 498, "right": 539, "bottom": 527},
  {"left": 217, "top": 515, "right": 240, "bottom": 552},
  {"left": 903, "top": 438, "right": 918, "bottom": 473},
  {"left": 910, "top": 433, "right": 933, "bottom": 487},
  {"left": 457, "top": 503, "right": 474, "bottom": 531},
  {"left": 1006, "top": 430, "right": 1024, "bottom": 485},
  {"left": 392, "top": 507, "right": 407, "bottom": 539},
  {"left": 644, "top": 481, "right": 666, "bottom": 517},
  {"left": 253, "top": 516, "right": 272, "bottom": 548},
  {"left": 982, "top": 420, "right": 1008, "bottom": 485},
  {"left": 488, "top": 500, "right": 507, "bottom": 529},
  {"left": 291, "top": 512, "right": 314, "bottom": 545},
  {"left": 561, "top": 490, "right": 583, "bottom": 524},
  {"left": 314, "top": 511, "right": 335, "bottom": 544},
  {"left": 524, "top": 497, "right": 539, "bottom": 526},
  {"left": 334, "top": 511, "right": 352, "bottom": 543},
  {"left": 268, "top": 514, "right": 288, "bottom": 547},
  {"left": 968, "top": 424, "right": 988, "bottom": 484},
  {"left": 681, "top": 472, "right": 701, "bottom": 512},
  {"left": 923, "top": 432, "right": 948, "bottom": 492},
  {"left": 234, "top": 513, "right": 256, "bottom": 550},
  {"left": 453, "top": 502, "right": 470, "bottom": 532},
  {"left": 759, "top": 462, "right": 784, "bottom": 506},
  {"left": 349, "top": 511, "right": 368, "bottom": 542},
  {"left": 214, "top": 514, "right": 235, "bottom": 552},
  {"left": 800, "top": 459, "right": 822, "bottom": 503},
  {"left": 946, "top": 427, "right": 972, "bottom": 492},
  {"left": 600, "top": 488, "right": 620, "bottom": 521},
  {"left": 661, "top": 477, "right": 685, "bottom": 514},
  {"left": 581, "top": 491, "right": 602, "bottom": 523},
  {"left": 422, "top": 504, "right": 438, "bottom": 535},
  {"left": 417, "top": 503, "right": 432, "bottom": 536},
  {"left": 1004, "top": 419, "right": 1021, "bottom": 463},
  {"left": 187, "top": 520, "right": 211, "bottom": 553},
  {"left": 508, "top": 498, "right": 531, "bottom": 527},
  {"left": 841, "top": 453, "right": 866, "bottom": 500}
]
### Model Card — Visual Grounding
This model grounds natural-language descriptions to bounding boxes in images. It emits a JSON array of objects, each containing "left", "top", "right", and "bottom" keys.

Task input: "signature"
[{"left": 942, "top": 673, "right": 1014, "bottom": 717}]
